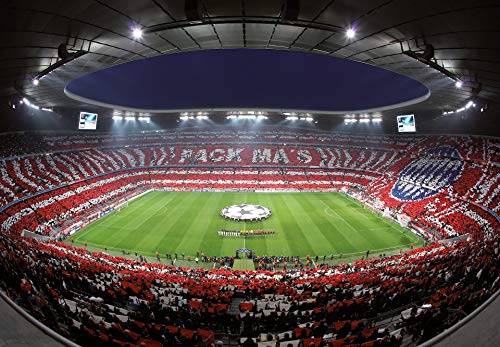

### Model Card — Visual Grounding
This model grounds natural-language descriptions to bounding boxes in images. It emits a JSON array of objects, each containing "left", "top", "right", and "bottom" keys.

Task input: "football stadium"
[{"left": 0, "top": 1, "right": 499, "bottom": 347}]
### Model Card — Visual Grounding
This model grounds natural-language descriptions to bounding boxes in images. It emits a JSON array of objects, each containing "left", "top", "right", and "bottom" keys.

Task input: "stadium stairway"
[{"left": 228, "top": 297, "right": 246, "bottom": 316}]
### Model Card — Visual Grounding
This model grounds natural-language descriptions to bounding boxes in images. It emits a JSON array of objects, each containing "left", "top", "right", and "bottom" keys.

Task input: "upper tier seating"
[{"left": 1, "top": 127, "right": 498, "bottom": 240}]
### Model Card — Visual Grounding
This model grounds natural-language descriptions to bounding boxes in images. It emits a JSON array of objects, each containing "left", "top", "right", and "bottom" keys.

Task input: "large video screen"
[
  {"left": 397, "top": 114, "right": 416, "bottom": 133},
  {"left": 78, "top": 112, "right": 98, "bottom": 130}
]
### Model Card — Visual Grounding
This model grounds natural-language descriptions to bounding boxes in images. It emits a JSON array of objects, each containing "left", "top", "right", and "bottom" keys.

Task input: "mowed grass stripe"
[
  {"left": 72, "top": 191, "right": 422, "bottom": 258},
  {"left": 320, "top": 196, "right": 370, "bottom": 253},
  {"left": 334, "top": 198, "right": 402, "bottom": 251},
  {"left": 246, "top": 194, "right": 290, "bottom": 256},
  {"left": 294, "top": 194, "right": 339, "bottom": 255},
  {"left": 286, "top": 194, "right": 335, "bottom": 253}
]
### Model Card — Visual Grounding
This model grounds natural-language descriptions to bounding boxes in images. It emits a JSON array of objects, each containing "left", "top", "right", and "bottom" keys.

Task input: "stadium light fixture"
[
  {"left": 196, "top": 115, "right": 208, "bottom": 120},
  {"left": 226, "top": 115, "right": 237, "bottom": 119},
  {"left": 138, "top": 116, "right": 151, "bottom": 122},
  {"left": 22, "top": 97, "right": 39, "bottom": 110},
  {"left": 41, "top": 107, "right": 53, "bottom": 112},
  {"left": 359, "top": 119, "right": 370, "bottom": 123},
  {"left": 257, "top": 115, "right": 268, "bottom": 120},
  {"left": 32, "top": 78, "right": 39, "bottom": 86},
  {"left": 455, "top": 80, "right": 463, "bottom": 88},
  {"left": 286, "top": 116, "right": 299, "bottom": 121},
  {"left": 113, "top": 115, "right": 124, "bottom": 120},
  {"left": 465, "top": 101, "right": 474, "bottom": 109},
  {"left": 124, "top": 116, "right": 135, "bottom": 121},
  {"left": 371, "top": 118, "right": 382, "bottom": 123},
  {"left": 132, "top": 27, "right": 143, "bottom": 39},
  {"left": 346, "top": 28, "right": 356, "bottom": 39}
]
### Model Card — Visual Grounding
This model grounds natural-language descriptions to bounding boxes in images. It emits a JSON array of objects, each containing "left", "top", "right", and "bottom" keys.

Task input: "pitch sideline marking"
[
  {"left": 357, "top": 226, "right": 393, "bottom": 232},
  {"left": 98, "top": 224, "right": 136, "bottom": 231},
  {"left": 339, "top": 243, "right": 418, "bottom": 257}
]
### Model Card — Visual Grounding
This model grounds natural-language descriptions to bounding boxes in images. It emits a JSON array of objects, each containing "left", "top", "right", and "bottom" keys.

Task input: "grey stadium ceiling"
[{"left": 0, "top": 0, "right": 499, "bottom": 115}]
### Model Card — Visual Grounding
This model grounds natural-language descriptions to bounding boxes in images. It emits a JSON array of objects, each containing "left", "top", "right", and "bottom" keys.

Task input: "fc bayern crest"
[{"left": 391, "top": 146, "right": 464, "bottom": 202}]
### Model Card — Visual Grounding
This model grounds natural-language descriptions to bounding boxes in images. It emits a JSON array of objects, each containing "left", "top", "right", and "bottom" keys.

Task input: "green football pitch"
[{"left": 71, "top": 191, "right": 423, "bottom": 259}]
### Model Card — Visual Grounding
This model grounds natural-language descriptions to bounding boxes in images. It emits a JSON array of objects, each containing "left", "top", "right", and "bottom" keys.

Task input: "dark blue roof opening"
[{"left": 65, "top": 49, "right": 429, "bottom": 113}]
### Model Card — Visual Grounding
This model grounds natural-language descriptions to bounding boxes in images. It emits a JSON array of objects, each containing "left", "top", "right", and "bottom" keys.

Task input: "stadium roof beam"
[
  {"left": 141, "top": 16, "right": 344, "bottom": 35},
  {"left": 33, "top": 43, "right": 88, "bottom": 84},
  {"left": 401, "top": 42, "right": 460, "bottom": 83}
]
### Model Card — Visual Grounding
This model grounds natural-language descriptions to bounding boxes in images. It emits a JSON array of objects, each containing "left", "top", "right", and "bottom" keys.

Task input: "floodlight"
[
  {"left": 113, "top": 115, "right": 124, "bottom": 120},
  {"left": 32, "top": 79, "right": 39, "bottom": 86},
  {"left": 455, "top": 80, "right": 463, "bottom": 88},
  {"left": 346, "top": 28, "right": 356, "bottom": 39},
  {"left": 132, "top": 27, "right": 143, "bottom": 39}
]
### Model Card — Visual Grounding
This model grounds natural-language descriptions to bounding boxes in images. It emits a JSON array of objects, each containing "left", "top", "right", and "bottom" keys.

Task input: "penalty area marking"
[
  {"left": 320, "top": 200, "right": 358, "bottom": 234},
  {"left": 324, "top": 207, "right": 341, "bottom": 218}
]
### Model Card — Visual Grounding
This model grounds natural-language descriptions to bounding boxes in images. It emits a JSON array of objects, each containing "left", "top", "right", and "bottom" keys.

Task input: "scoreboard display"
[
  {"left": 397, "top": 114, "right": 416, "bottom": 133},
  {"left": 78, "top": 112, "right": 98, "bottom": 130}
]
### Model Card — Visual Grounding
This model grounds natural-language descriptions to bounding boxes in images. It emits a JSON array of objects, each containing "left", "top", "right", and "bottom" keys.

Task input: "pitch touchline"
[
  {"left": 340, "top": 243, "right": 417, "bottom": 256},
  {"left": 99, "top": 224, "right": 136, "bottom": 231},
  {"left": 357, "top": 226, "right": 393, "bottom": 232}
]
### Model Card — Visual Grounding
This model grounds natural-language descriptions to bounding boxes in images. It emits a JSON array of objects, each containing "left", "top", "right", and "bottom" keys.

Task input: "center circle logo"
[{"left": 220, "top": 204, "right": 272, "bottom": 221}]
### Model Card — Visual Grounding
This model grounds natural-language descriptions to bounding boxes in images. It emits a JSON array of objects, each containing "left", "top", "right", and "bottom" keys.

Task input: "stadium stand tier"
[{"left": 0, "top": 126, "right": 499, "bottom": 347}]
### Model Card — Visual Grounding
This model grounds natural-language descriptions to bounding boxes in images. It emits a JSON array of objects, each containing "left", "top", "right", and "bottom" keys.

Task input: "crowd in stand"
[
  {"left": 0, "top": 127, "right": 499, "bottom": 346},
  {"left": 0, "top": 231, "right": 498, "bottom": 346}
]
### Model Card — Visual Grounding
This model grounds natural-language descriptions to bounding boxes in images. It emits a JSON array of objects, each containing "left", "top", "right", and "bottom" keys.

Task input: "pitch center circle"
[{"left": 220, "top": 204, "right": 272, "bottom": 222}]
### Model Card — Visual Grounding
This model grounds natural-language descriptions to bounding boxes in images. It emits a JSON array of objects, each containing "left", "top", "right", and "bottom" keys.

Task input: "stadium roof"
[{"left": 0, "top": 0, "right": 499, "bottom": 116}]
